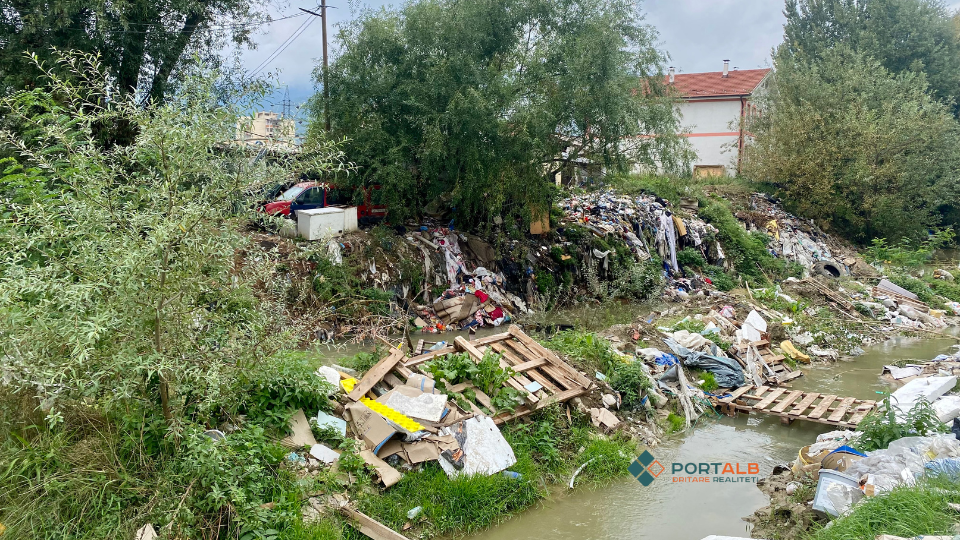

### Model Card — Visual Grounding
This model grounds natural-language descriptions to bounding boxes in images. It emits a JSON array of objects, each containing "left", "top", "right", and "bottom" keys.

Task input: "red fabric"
[
  {"left": 474, "top": 290, "right": 489, "bottom": 303},
  {"left": 488, "top": 307, "right": 504, "bottom": 320}
]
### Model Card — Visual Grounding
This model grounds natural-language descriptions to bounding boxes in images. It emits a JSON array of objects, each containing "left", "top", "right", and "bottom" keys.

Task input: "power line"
[
  {"left": 248, "top": 12, "right": 317, "bottom": 77},
  {"left": 13, "top": 10, "right": 310, "bottom": 36}
]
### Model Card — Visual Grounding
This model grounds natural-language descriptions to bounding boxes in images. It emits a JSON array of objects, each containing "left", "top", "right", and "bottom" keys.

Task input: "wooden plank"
[
  {"left": 848, "top": 402, "right": 876, "bottom": 425},
  {"left": 740, "top": 386, "right": 771, "bottom": 401},
  {"left": 720, "top": 385, "right": 754, "bottom": 403},
  {"left": 415, "top": 339, "right": 425, "bottom": 355},
  {"left": 338, "top": 505, "right": 408, "bottom": 540},
  {"left": 455, "top": 336, "right": 539, "bottom": 403},
  {"left": 754, "top": 388, "right": 786, "bottom": 410},
  {"left": 348, "top": 349, "right": 405, "bottom": 401},
  {"left": 404, "top": 332, "right": 511, "bottom": 367},
  {"left": 788, "top": 392, "right": 820, "bottom": 416},
  {"left": 779, "top": 370, "right": 804, "bottom": 383},
  {"left": 771, "top": 390, "right": 804, "bottom": 413},
  {"left": 394, "top": 365, "right": 413, "bottom": 379},
  {"left": 827, "top": 397, "right": 857, "bottom": 423},
  {"left": 491, "top": 343, "right": 557, "bottom": 392},
  {"left": 501, "top": 340, "right": 573, "bottom": 390},
  {"left": 808, "top": 395, "right": 837, "bottom": 420},
  {"left": 508, "top": 325, "right": 593, "bottom": 388},
  {"left": 512, "top": 358, "right": 549, "bottom": 372}
]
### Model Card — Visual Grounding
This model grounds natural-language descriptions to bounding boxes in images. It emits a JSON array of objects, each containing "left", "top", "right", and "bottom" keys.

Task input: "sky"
[{"left": 237, "top": 0, "right": 960, "bottom": 116}]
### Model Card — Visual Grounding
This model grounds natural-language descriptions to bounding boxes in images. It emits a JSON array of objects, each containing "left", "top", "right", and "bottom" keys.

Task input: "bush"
[
  {"left": 676, "top": 247, "right": 707, "bottom": 269},
  {"left": 853, "top": 397, "right": 946, "bottom": 452},
  {"left": 541, "top": 331, "right": 622, "bottom": 374},
  {"left": 609, "top": 361, "right": 652, "bottom": 409},
  {"left": 233, "top": 353, "right": 335, "bottom": 432},
  {"left": 698, "top": 197, "right": 784, "bottom": 286}
]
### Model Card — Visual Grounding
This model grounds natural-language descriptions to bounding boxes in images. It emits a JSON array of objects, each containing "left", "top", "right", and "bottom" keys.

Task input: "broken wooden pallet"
[
  {"left": 348, "top": 325, "right": 593, "bottom": 426},
  {"left": 717, "top": 385, "right": 877, "bottom": 429},
  {"left": 733, "top": 341, "right": 802, "bottom": 386}
]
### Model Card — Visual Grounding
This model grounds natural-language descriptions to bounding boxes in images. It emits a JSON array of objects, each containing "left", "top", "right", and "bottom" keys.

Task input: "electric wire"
[{"left": 248, "top": 12, "right": 317, "bottom": 77}]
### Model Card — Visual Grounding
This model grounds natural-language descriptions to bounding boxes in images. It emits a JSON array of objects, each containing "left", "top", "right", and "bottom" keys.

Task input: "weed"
[
  {"left": 541, "top": 331, "right": 622, "bottom": 374},
  {"left": 852, "top": 397, "right": 946, "bottom": 452},
  {"left": 234, "top": 353, "right": 336, "bottom": 432},
  {"left": 864, "top": 230, "right": 955, "bottom": 271},
  {"left": 695, "top": 371, "right": 718, "bottom": 392},
  {"left": 706, "top": 265, "right": 737, "bottom": 291},
  {"left": 666, "top": 412, "right": 685, "bottom": 433},
  {"left": 422, "top": 352, "right": 524, "bottom": 414},
  {"left": 609, "top": 361, "right": 652, "bottom": 409},
  {"left": 788, "top": 481, "right": 815, "bottom": 504},
  {"left": 677, "top": 247, "right": 707, "bottom": 269}
]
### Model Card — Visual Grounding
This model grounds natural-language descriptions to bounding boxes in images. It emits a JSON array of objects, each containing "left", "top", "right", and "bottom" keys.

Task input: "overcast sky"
[{"left": 237, "top": 0, "right": 960, "bottom": 116}]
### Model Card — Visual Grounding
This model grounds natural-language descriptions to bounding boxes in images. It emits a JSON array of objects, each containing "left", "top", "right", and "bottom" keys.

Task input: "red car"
[{"left": 262, "top": 182, "right": 387, "bottom": 223}]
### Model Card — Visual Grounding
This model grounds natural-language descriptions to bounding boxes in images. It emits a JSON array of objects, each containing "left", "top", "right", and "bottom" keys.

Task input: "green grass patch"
[
  {"left": 807, "top": 476, "right": 960, "bottom": 540},
  {"left": 666, "top": 412, "right": 685, "bottom": 433}
]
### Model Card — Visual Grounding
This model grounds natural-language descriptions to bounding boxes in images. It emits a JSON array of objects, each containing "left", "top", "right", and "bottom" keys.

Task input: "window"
[
  {"left": 297, "top": 187, "right": 325, "bottom": 205},
  {"left": 278, "top": 185, "right": 306, "bottom": 201}
]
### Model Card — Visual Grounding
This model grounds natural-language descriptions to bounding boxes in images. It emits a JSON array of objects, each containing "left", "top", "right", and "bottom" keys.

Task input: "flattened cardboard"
[
  {"left": 345, "top": 402, "right": 398, "bottom": 454},
  {"left": 281, "top": 409, "right": 319, "bottom": 448},
  {"left": 359, "top": 450, "right": 402, "bottom": 488},
  {"left": 378, "top": 434, "right": 459, "bottom": 464}
]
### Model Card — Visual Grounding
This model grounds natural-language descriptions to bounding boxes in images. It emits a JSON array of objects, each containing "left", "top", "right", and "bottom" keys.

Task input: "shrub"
[
  {"left": 609, "top": 361, "right": 652, "bottom": 409},
  {"left": 853, "top": 397, "right": 946, "bottom": 452}
]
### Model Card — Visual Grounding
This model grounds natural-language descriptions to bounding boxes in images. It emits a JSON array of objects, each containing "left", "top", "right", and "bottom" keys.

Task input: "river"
[{"left": 468, "top": 333, "right": 960, "bottom": 540}]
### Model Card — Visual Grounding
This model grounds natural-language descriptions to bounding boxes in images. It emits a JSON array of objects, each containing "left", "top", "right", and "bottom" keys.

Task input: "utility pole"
[{"left": 300, "top": 3, "right": 333, "bottom": 132}]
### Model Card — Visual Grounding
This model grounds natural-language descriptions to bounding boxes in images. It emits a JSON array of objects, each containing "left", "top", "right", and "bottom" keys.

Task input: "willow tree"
[{"left": 309, "top": 0, "right": 691, "bottom": 226}]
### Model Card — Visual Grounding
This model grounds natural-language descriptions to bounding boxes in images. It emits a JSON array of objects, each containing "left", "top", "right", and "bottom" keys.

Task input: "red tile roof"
[{"left": 668, "top": 68, "right": 771, "bottom": 98}]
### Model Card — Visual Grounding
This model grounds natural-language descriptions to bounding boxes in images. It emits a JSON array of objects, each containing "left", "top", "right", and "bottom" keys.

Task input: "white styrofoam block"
[
  {"left": 890, "top": 376, "right": 957, "bottom": 419},
  {"left": 933, "top": 395, "right": 960, "bottom": 423}
]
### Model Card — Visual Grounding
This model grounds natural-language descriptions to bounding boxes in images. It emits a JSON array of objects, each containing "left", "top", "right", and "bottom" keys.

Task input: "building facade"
[
  {"left": 669, "top": 62, "right": 770, "bottom": 176},
  {"left": 237, "top": 111, "right": 297, "bottom": 150}
]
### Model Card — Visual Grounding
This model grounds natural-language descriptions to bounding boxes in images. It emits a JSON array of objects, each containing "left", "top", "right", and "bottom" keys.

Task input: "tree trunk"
[{"left": 147, "top": 11, "right": 205, "bottom": 104}]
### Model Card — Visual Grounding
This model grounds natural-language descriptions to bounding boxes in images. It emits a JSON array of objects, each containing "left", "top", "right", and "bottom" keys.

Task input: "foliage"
[
  {"left": 697, "top": 197, "right": 785, "bottom": 285},
  {"left": 706, "top": 265, "right": 737, "bottom": 291},
  {"left": 887, "top": 274, "right": 938, "bottom": 304},
  {"left": 743, "top": 46, "right": 960, "bottom": 242},
  {"left": 665, "top": 412, "right": 685, "bottom": 434},
  {"left": 422, "top": 352, "right": 523, "bottom": 414},
  {"left": 782, "top": 0, "right": 960, "bottom": 116},
  {"left": 0, "top": 1, "right": 270, "bottom": 101},
  {"left": 609, "top": 259, "right": 666, "bottom": 302},
  {"left": 609, "top": 361, "right": 652, "bottom": 409},
  {"left": 695, "top": 371, "right": 718, "bottom": 393},
  {"left": 807, "top": 475, "right": 960, "bottom": 540},
  {"left": 0, "top": 54, "right": 348, "bottom": 537},
  {"left": 852, "top": 397, "right": 947, "bottom": 452},
  {"left": 677, "top": 247, "right": 707, "bottom": 269},
  {"left": 310, "top": 0, "right": 692, "bottom": 226},
  {"left": 542, "top": 330, "right": 622, "bottom": 374},
  {"left": 232, "top": 354, "right": 335, "bottom": 432},
  {"left": 865, "top": 229, "right": 956, "bottom": 270}
]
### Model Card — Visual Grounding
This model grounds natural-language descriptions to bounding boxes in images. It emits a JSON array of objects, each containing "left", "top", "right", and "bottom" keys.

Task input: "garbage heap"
[
  {"left": 282, "top": 326, "right": 594, "bottom": 523},
  {"left": 738, "top": 193, "right": 858, "bottom": 277}
]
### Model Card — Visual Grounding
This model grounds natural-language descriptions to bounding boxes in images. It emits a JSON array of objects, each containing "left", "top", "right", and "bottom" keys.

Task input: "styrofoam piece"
[
  {"left": 316, "top": 410, "right": 347, "bottom": 436},
  {"left": 890, "top": 376, "right": 957, "bottom": 420},
  {"left": 439, "top": 416, "right": 517, "bottom": 478},
  {"left": 933, "top": 395, "right": 960, "bottom": 423},
  {"left": 297, "top": 207, "right": 345, "bottom": 241},
  {"left": 379, "top": 388, "right": 448, "bottom": 423},
  {"left": 882, "top": 364, "right": 923, "bottom": 380},
  {"left": 309, "top": 443, "right": 340, "bottom": 464},
  {"left": 315, "top": 365, "right": 341, "bottom": 393},
  {"left": 342, "top": 206, "right": 359, "bottom": 232},
  {"left": 878, "top": 279, "right": 919, "bottom": 301},
  {"left": 744, "top": 310, "right": 767, "bottom": 333}
]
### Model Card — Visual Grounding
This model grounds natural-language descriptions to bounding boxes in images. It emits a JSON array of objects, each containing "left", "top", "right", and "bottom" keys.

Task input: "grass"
[
  {"left": 806, "top": 476, "right": 960, "bottom": 540},
  {"left": 666, "top": 412, "right": 685, "bottom": 433},
  {"left": 353, "top": 406, "right": 637, "bottom": 538}
]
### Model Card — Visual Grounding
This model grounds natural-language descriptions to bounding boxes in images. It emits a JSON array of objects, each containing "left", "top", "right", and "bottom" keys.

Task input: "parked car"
[{"left": 262, "top": 182, "right": 387, "bottom": 224}]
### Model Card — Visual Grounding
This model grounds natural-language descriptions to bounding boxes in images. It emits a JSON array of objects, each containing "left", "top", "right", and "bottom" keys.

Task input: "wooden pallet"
[
  {"left": 353, "top": 325, "right": 593, "bottom": 425},
  {"left": 717, "top": 385, "right": 877, "bottom": 429},
  {"left": 733, "top": 341, "right": 803, "bottom": 385}
]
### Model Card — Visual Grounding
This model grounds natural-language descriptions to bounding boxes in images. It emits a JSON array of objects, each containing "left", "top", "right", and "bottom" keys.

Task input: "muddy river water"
[{"left": 468, "top": 332, "right": 960, "bottom": 540}]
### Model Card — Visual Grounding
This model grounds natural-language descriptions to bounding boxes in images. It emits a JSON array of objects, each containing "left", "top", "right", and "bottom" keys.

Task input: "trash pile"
[
  {"left": 397, "top": 227, "right": 533, "bottom": 333},
  {"left": 841, "top": 278, "right": 950, "bottom": 330},
  {"left": 739, "top": 193, "right": 856, "bottom": 277},
  {"left": 277, "top": 326, "right": 594, "bottom": 533},
  {"left": 558, "top": 190, "right": 720, "bottom": 278}
]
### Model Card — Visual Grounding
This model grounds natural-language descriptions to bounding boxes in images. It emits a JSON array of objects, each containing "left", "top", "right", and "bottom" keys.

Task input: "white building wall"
[{"left": 677, "top": 99, "right": 743, "bottom": 173}]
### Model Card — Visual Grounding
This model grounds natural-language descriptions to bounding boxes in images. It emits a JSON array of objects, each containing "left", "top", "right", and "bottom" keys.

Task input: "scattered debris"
[{"left": 281, "top": 409, "right": 318, "bottom": 448}]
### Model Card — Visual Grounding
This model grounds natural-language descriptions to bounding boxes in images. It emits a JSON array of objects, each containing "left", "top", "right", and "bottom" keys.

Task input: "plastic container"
[{"left": 812, "top": 469, "right": 860, "bottom": 516}]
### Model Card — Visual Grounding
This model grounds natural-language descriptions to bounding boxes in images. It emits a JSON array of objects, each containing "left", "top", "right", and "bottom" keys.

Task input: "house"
[{"left": 668, "top": 61, "right": 771, "bottom": 176}]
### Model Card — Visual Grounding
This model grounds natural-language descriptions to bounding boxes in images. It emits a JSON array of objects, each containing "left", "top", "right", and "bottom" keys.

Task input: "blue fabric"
[{"left": 827, "top": 445, "right": 868, "bottom": 458}]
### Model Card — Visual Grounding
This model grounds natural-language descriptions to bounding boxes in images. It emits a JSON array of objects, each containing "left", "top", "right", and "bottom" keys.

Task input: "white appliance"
[{"left": 297, "top": 208, "right": 345, "bottom": 241}]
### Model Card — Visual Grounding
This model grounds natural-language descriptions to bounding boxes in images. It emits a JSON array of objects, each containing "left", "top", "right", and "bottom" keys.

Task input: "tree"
[
  {"left": 0, "top": 0, "right": 267, "bottom": 101},
  {"left": 742, "top": 47, "right": 960, "bottom": 242},
  {"left": 308, "top": 0, "right": 691, "bottom": 226},
  {"left": 782, "top": 0, "right": 960, "bottom": 114},
  {"left": 0, "top": 52, "right": 339, "bottom": 429}
]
